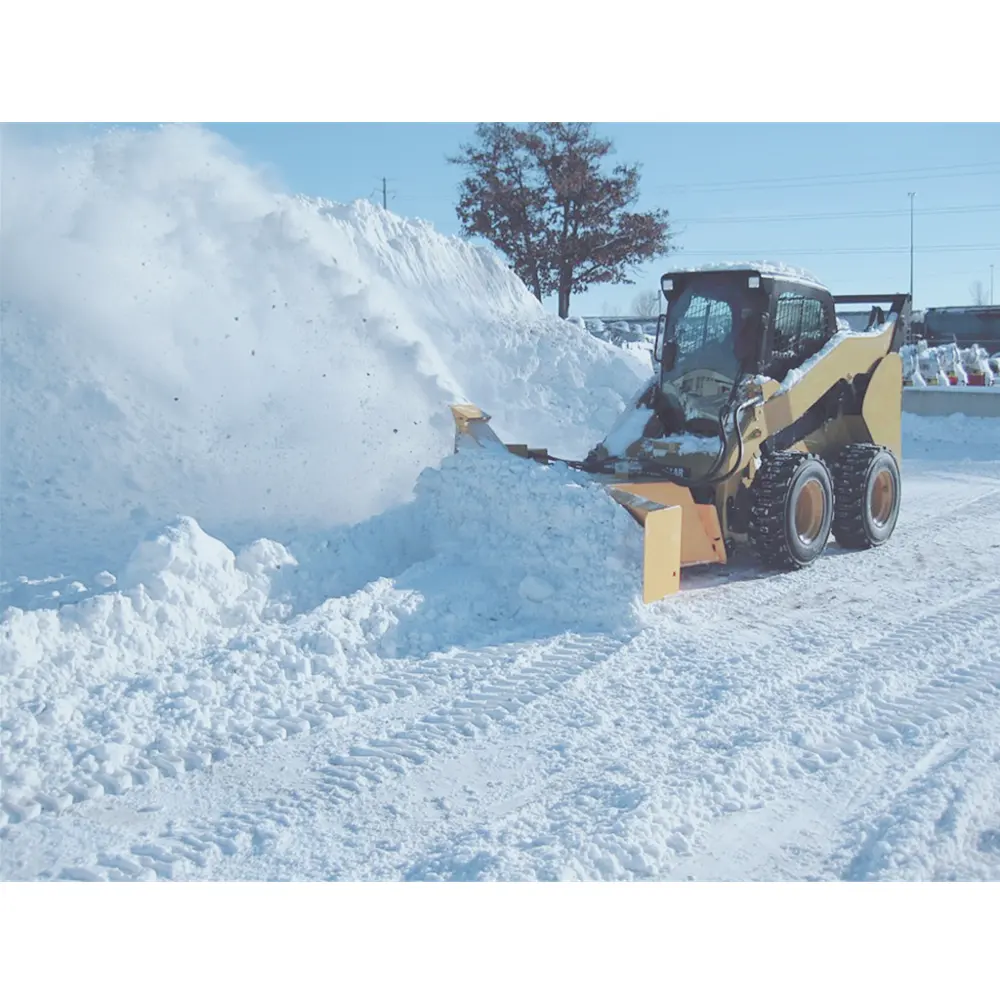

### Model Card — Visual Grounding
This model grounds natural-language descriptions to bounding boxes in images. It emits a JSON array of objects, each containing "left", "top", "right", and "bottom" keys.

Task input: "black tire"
[
  {"left": 749, "top": 451, "right": 835, "bottom": 569},
  {"left": 832, "top": 444, "right": 901, "bottom": 549}
]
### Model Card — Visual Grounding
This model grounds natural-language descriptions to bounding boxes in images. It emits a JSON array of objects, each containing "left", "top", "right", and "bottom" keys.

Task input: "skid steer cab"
[{"left": 451, "top": 265, "right": 910, "bottom": 603}]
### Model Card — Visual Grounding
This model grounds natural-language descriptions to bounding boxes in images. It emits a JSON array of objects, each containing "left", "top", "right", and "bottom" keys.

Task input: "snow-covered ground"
[
  {"left": 3, "top": 126, "right": 1000, "bottom": 881},
  {"left": 4, "top": 419, "right": 999, "bottom": 882}
]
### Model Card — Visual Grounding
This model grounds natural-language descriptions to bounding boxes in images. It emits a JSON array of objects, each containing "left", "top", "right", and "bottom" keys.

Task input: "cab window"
[{"left": 764, "top": 292, "right": 829, "bottom": 378}]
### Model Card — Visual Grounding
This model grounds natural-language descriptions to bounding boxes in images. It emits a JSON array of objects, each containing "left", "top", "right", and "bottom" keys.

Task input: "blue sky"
[{"left": 12, "top": 123, "right": 1000, "bottom": 314}]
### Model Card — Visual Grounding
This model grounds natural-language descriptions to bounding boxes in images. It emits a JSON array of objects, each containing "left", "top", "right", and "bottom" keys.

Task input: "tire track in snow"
[
  {"left": 19, "top": 480, "right": 1000, "bottom": 880},
  {"left": 0, "top": 636, "right": 576, "bottom": 832},
  {"left": 402, "top": 584, "right": 1000, "bottom": 881},
  {"left": 312, "top": 635, "right": 621, "bottom": 803},
  {"left": 835, "top": 733, "right": 1000, "bottom": 881},
  {"left": 787, "top": 587, "right": 1000, "bottom": 769},
  {"left": 122, "top": 578, "right": 1000, "bottom": 883},
  {"left": 40, "top": 633, "right": 623, "bottom": 880},
  {"left": 676, "top": 581, "right": 1000, "bottom": 862},
  {"left": 655, "top": 588, "right": 1000, "bottom": 882}
]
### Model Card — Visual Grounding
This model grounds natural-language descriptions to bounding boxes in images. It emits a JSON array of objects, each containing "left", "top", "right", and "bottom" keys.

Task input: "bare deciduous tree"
[
  {"left": 970, "top": 280, "right": 988, "bottom": 306},
  {"left": 631, "top": 290, "right": 660, "bottom": 317}
]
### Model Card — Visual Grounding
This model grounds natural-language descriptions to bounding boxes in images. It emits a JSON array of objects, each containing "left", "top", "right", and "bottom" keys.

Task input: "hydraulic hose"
[
  {"left": 575, "top": 394, "right": 756, "bottom": 488},
  {"left": 653, "top": 396, "right": 755, "bottom": 489},
  {"left": 649, "top": 366, "right": 757, "bottom": 489},
  {"left": 574, "top": 362, "right": 761, "bottom": 489}
]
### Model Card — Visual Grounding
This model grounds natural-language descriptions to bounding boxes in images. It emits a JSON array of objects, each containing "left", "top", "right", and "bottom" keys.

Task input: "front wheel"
[
  {"left": 832, "top": 444, "right": 901, "bottom": 549},
  {"left": 748, "top": 451, "right": 835, "bottom": 569}
]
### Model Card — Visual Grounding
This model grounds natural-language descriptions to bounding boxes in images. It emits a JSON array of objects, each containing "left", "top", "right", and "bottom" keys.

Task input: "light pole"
[{"left": 908, "top": 191, "right": 915, "bottom": 306}]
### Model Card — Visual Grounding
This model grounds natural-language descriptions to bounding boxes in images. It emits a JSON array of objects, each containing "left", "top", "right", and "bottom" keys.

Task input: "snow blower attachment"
[{"left": 451, "top": 267, "right": 910, "bottom": 603}]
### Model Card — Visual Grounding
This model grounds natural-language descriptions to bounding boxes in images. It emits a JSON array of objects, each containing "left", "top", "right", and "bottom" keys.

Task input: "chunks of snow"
[
  {"left": 0, "top": 445, "right": 645, "bottom": 810},
  {"left": 121, "top": 517, "right": 278, "bottom": 609},
  {"left": 666, "top": 433, "right": 721, "bottom": 456},
  {"left": 602, "top": 404, "right": 656, "bottom": 457},
  {"left": 519, "top": 576, "right": 556, "bottom": 602}
]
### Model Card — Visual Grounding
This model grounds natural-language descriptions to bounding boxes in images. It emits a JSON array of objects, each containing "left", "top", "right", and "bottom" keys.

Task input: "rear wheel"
[
  {"left": 749, "top": 451, "right": 834, "bottom": 569},
  {"left": 832, "top": 444, "right": 901, "bottom": 549}
]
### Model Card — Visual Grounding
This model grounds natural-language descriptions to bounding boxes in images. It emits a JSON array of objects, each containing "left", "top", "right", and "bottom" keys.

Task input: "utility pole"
[
  {"left": 908, "top": 191, "right": 915, "bottom": 306},
  {"left": 372, "top": 177, "right": 396, "bottom": 211}
]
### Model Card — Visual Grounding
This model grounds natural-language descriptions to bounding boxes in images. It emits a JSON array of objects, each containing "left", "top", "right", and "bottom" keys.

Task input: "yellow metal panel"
[
  {"left": 613, "top": 480, "right": 692, "bottom": 509},
  {"left": 612, "top": 481, "right": 727, "bottom": 567},
  {"left": 450, "top": 402, "right": 486, "bottom": 423},
  {"left": 861, "top": 353, "right": 903, "bottom": 462},
  {"left": 763, "top": 327, "right": 894, "bottom": 432},
  {"left": 642, "top": 505, "right": 682, "bottom": 602},
  {"left": 693, "top": 503, "right": 726, "bottom": 563},
  {"left": 450, "top": 402, "right": 506, "bottom": 450}
]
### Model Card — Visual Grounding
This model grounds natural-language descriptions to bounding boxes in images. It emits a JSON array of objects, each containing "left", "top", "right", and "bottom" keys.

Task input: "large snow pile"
[
  {"left": 1, "top": 124, "right": 648, "bottom": 583},
  {"left": 0, "top": 447, "right": 643, "bottom": 817}
]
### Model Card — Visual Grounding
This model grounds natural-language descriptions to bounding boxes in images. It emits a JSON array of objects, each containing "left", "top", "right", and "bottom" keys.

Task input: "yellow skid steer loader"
[{"left": 452, "top": 266, "right": 910, "bottom": 603}]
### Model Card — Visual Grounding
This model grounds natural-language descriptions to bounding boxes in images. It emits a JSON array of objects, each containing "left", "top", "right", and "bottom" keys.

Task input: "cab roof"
[{"left": 661, "top": 261, "right": 830, "bottom": 294}]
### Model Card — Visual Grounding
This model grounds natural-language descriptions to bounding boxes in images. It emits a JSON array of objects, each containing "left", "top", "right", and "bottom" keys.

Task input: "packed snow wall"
[{"left": 0, "top": 125, "right": 650, "bottom": 580}]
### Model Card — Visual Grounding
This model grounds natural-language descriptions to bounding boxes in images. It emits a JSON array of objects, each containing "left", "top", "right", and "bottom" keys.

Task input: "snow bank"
[
  {"left": 0, "top": 448, "right": 643, "bottom": 816},
  {"left": 262, "top": 446, "right": 647, "bottom": 646},
  {"left": 370, "top": 447, "right": 642, "bottom": 634},
  {"left": 1, "top": 124, "right": 648, "bottom": 583},
  {"left": 902, "top": 413, "right": 1000, "bottom": 460}
]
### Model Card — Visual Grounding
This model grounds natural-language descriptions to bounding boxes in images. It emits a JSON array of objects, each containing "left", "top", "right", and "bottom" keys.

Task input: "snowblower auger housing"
[{"left": 450, "top": 266, "right": 909, "bottom": 603}]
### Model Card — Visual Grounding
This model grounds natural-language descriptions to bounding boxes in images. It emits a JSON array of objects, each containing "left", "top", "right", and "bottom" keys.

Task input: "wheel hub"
[
  {"left": 870, "top": 468, "right": 896, "bottom": 527},
  {"left": 795, "top": 479, "right": 825, "bottom": 544}
]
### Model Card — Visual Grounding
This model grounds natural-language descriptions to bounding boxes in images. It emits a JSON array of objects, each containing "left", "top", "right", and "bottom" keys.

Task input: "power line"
[
  {"left": 651, "top": 160, "right": 1000, "bottom": 193},
  {"left": 841, "top": 264, "right": 995, "bottom": 280},
  {"left": 656, "top": 168, "right": 1000, "bottom": 194},
  {"left": 673, "top": 243, "right": 999, "bottom": 257},
  {"left": 371, "top": 156, "right": 1000, "bottom": 205},
  {"left": 660, "top": 168, "right": 1000, "bottom": 194},
  {"left": 672, "top": 203, "right": 1000, "bottom": 225},
  {"left": 714, "top": 159, "right": 1000, "bottom": 186}
]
